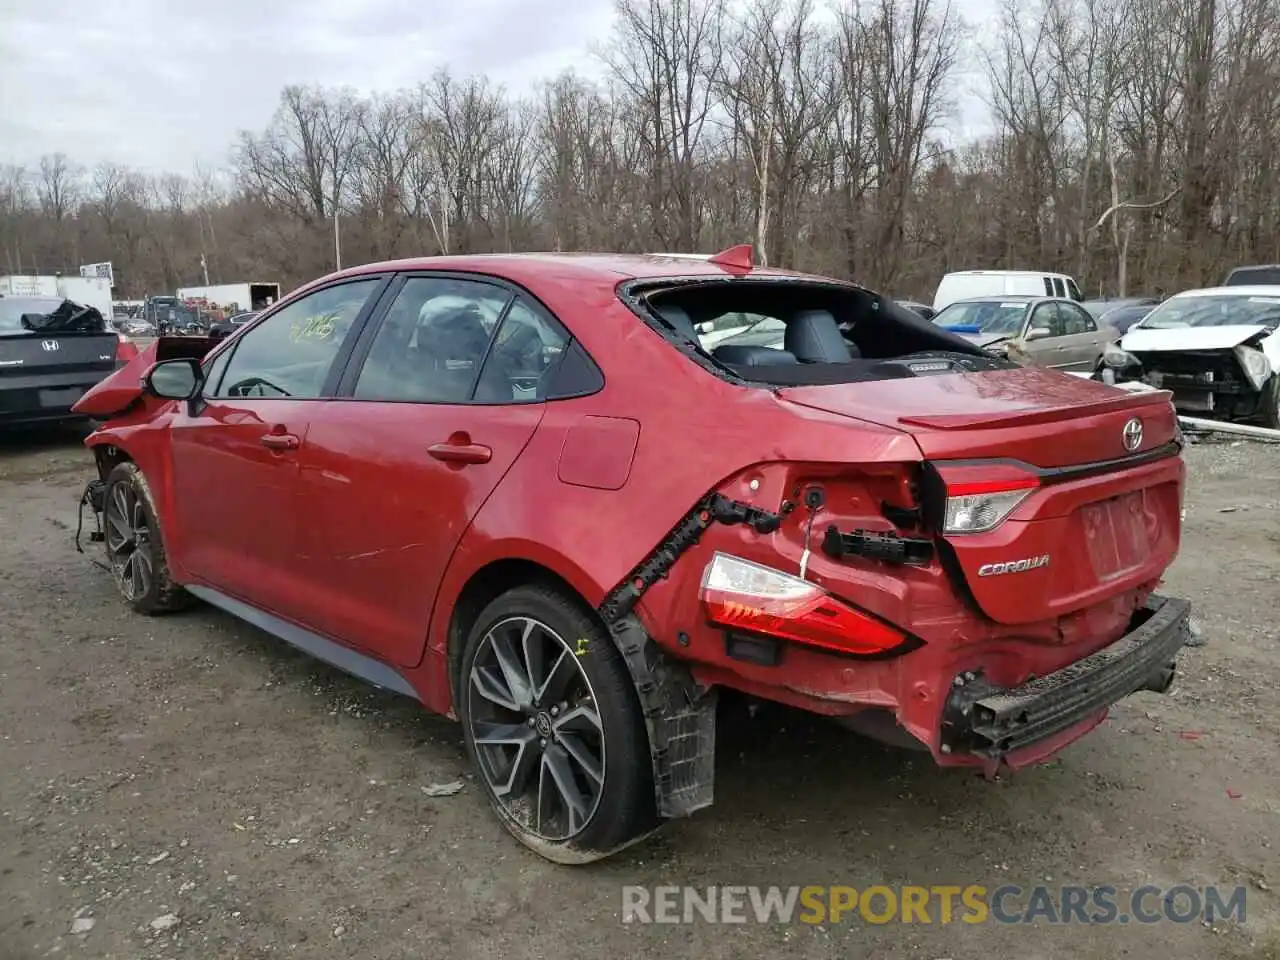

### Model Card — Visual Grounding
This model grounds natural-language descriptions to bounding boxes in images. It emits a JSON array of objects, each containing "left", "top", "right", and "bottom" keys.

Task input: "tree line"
[{"left": 2, "top": 0, "right": 1277, "bottom": 302}]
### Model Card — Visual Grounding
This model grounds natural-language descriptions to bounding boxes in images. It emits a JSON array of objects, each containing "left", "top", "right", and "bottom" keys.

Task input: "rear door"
[
  {"left": 168, "top": 276, "right": 387, "bottom": 622},
  {"left": 296, "top": 275, "right": 571, "bottom": 668}
]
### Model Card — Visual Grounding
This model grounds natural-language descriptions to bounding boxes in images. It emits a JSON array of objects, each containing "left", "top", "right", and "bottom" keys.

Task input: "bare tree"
[{"left": 603, "top": 0, "right": 727, "bottom": 249}]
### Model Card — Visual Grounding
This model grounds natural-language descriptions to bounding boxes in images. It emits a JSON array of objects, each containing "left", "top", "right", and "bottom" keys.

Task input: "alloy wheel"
[
  {"left": 466, "top": 616, "right": 606, "bottom": 841},
  {"left": 104, "top": 482, "right": 153, "bottom": 602}
]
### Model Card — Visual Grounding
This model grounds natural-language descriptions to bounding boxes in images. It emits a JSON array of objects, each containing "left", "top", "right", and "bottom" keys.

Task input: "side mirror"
[
  {"left": 143, "top": 357, "right": 202, "bottom": 400},
  {"left": 1025, "top": 326, "right": 1052, "bottom": 341}
]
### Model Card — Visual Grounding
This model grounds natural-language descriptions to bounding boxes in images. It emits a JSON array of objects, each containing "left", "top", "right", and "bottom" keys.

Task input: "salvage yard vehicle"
[
  {"left": 932, "top": 269, "right": 1085, "bottom": 311},
  {"left": 70, "top": 246, "right": 1194, "bottom": 863},
  {"left": 1082, "top": 297, "right": 1159, "bottom": 336},
  {"left": 931, "top": 296, "right": 1117, "bottom": 371},
  {"left": 0, "top": 295, "right": 139, "bottom": 427},
  {"left": 1222, "top": 264, "right": 1280, "bottom": 286},
  {"left": 208, "top": 310, "right": 258, "bottom": 340},
  {"left": 1104, "top": 285, "right": 1280, "bottom": 426}
]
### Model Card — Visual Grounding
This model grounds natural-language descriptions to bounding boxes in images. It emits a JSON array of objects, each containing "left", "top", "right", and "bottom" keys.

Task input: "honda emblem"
[
  {"left": 40, "top": 340, "right": 59, "bottom": 352},
  {"left": 1122, "top": 417, "right": 1143, "bottom": 452}
]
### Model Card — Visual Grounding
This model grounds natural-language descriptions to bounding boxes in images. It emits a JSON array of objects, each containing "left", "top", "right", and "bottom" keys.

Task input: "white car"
[{"left": 1108, "top": 285, "right": 1280, "bottom": 425}]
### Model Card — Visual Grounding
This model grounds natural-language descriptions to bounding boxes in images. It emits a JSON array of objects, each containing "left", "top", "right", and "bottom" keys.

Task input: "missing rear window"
[{"left": 621, "top": 277, "right": 1010, "bottom": 386}]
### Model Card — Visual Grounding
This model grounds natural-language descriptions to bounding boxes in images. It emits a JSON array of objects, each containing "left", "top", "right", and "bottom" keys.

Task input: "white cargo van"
[{"left": 934, "top": 270, "right": 1084, "bottom": 311}]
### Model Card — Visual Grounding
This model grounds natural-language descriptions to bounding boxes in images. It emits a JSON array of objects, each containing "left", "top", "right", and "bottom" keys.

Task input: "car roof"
[
  {"left": 942, "top": 270, "right": 1072, "bottom": 278},
  {"left": 1168, "top": 284, "right": 1280, "bottom": 299},
  {"left": 944, "top": 295, "right": 1039, "bottom": 303},
  {"left": 306, "top": 252, "right": 819, "bottom": 296}
]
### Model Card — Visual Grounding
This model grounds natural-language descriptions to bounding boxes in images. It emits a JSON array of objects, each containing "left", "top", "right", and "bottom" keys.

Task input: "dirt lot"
[{"left": 0, "top": 425, "right": 1277, "bottom": 960}]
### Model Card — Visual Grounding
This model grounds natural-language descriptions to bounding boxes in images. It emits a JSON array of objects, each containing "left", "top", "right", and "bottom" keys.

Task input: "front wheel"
[
  {"left": 458, "top": 585, "right": 656, "bottom": 863},
  {"left": 102, "top": 462, "right": 189, "bottom": 615}
]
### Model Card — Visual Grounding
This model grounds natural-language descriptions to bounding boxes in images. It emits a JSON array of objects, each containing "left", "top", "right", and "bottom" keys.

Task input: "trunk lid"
[
  {"left": 0, "top": 332, "right": 121, "bottom": 378},
  {"left": 778, "top": 367, "right": 1183, "bottom": 627}
]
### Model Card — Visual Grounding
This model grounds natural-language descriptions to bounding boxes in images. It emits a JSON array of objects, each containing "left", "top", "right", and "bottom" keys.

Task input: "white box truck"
[
  {"left": 176, "top": 282, "right": 281, "bottom": 313},
  {"left": 1, "top": 276, "right": 113, "bottom": 320},
  {"left": 0, "top": 275, "right": 59, "bottom": 298}
]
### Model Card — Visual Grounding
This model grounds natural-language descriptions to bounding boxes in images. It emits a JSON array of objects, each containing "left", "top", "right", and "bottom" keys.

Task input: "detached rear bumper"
[{"left": 941, "top": 594, "right": 1192, "bottom": 763}]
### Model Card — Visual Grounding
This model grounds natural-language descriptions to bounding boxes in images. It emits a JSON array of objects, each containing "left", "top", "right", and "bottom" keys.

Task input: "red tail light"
[
  {"left": 931, "top": 462, "right": 1041, "bottom": 534},
  {"left": 699, "top": 553, "right": 912, "bottom": 656}
]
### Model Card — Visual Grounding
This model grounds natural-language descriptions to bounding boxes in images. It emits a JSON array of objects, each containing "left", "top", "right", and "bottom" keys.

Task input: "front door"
[
  {"left": 1057, "top": 301, "right": 1109, "bottom": 370},
  {"left": 297, "top": 276, "right": 572, "bottom": 668},
  {"left": 168, "top": 276, "right": 385, "bottom": 624},
  {"left": 1020, "top": 302, "right": 1071, "bottom": 368}
]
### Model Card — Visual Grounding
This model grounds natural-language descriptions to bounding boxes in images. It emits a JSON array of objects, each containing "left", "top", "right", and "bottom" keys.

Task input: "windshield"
[
  {"left": 1137, "top": 294, "right": 1280, "bottom": 330},
  {"left": 0, "top": 297, "right": 78, "bottom": 336},
  {"left": 933, "top": 301, "right": 1028, "bottom": 335}
]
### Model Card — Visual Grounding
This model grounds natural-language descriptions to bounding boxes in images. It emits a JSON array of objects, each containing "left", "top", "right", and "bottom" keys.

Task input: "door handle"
[
  {"left": 428, "top": 438, "right": 492, "bottom": 464},
  {"left": 260, "top": 433, "right": 300, "bottom": 450}
]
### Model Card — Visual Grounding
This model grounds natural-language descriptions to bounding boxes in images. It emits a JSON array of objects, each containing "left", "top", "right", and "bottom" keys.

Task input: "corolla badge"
[
  {"left": 1122, "top": 417, "right": 1143, "bottom": 452},
  {"left": 977, "top": 555, "right": 1049, "bottom": 577}
]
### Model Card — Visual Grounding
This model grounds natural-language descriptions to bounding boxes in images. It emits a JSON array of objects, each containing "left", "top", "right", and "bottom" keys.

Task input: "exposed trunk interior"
[{"left": 630, "top": 278, "right": 1012, "bottom": 386}]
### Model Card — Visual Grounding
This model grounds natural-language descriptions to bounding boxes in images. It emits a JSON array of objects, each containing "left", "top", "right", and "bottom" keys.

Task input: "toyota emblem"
[
  {"left": 1122, "top": 417, "right": 1143, "bottom": 452},
  {"left": 40, "top": 339, "right": 59, "bottom": 352}
]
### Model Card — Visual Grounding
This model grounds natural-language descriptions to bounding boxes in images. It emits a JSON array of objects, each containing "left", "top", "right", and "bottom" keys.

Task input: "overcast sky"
[{"left": 0, "top": 0, "right": 996, "bottom": 175}]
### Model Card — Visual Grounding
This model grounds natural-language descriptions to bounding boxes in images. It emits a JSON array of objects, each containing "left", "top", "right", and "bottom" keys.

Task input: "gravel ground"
[{"left": 0, "top": 424, "right": 1277, "bottom": 960}]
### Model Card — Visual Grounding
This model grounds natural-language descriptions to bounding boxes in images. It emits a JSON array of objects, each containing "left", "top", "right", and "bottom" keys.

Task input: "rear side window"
[
  {"left": 1051, "top": 277, "right": 1066, "bottom": 297},
  {"left": 352, "top": 277, "right": 512, "bottom": 402},
  {"left": 1060, "top": 303, "right": 1096, "bottom": 334},
  {"left": 1043, "top": 277, "right": 1054, "bottom": 296},
  {"left": 472, "top": 299, "right": 570, "bottom": 403}
]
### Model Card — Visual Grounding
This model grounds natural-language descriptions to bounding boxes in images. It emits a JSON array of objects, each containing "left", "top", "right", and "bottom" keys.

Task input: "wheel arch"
[{"left": 442, "top": 556, "right": 606, "bottom": 709}]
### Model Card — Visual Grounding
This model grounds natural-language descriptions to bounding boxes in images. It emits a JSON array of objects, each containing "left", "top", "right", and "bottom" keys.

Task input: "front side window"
[
  {"left": 210, "top": 278, "right": 380, "bottom": 399},
  {"left": 1027, "top": 303, "right": 1065, "bottom": 338},
  {"left": 352, "top": 277, "right": 512, "bottom": 403}
]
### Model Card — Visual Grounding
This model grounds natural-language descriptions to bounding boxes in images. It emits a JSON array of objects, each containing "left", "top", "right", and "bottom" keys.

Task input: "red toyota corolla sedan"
[{"left": 72, "top": 247, "right": 1194, "bottom": 863}]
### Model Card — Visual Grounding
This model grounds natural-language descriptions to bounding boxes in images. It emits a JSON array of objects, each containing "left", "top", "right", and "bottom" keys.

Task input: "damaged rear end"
[{"left": 620, "top": 367, "right": 1193, "bottom": 779}]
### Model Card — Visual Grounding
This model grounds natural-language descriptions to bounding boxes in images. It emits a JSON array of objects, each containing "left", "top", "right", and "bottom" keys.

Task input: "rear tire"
[
  {"left": 458, "top": 584, "right": 656, "bottom": 863},
  {"left": 102, "top": 462, "right": 189, "bottom": 615}
]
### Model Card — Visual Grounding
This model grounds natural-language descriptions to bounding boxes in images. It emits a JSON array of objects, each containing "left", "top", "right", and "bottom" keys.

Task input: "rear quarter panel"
[{"left": 419, "top": 295, "right": 922, "bottom": 712}]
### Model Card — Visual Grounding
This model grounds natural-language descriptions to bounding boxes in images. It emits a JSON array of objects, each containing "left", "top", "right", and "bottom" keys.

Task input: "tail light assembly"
[
  {"left": 924, "top": 462, "right": 1041, "bottom": 534},
  {"left": 699, "top": 552, "right": 917, "bottom": 658}
]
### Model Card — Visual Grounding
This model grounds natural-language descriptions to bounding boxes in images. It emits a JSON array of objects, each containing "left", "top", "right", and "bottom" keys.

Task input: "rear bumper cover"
[
  {"left": 0, "top": 374, "right": 113, "bottom": 422},
  {"left": 941, "top": 594, "right": 1192, "bottom": 761}
]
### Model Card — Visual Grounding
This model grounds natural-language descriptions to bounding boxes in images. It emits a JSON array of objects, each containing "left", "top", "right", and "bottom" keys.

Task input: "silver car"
[{"left": 931, "top": 296, "right": 1118, "bottom": 372}]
